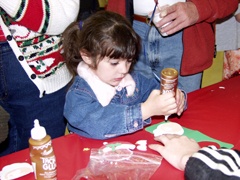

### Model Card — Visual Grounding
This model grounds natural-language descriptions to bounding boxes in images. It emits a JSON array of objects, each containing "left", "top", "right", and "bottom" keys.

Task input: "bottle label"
[
  {"left": 160, "top": 77, "right": 178, "bottom": 94},
  {"left": 41, "top": 156, "right": 57, "bottom": 171},
  {"left": 33, "top": 141, "right": 51, "bottom": 152},
  {"left": 30, "top": 140, "right": 57, "bottom": 180}
]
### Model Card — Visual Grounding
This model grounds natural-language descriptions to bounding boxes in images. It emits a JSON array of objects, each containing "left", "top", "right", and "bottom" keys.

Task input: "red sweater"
[
  {"left": 0, "top": 27, "right": 6, "bottom": 41},
  {"left": 106, "top": 0, "right": 238, "bottom": 75}
]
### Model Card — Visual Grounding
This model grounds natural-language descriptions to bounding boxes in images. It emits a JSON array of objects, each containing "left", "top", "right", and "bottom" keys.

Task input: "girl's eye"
[
  {"left": 110, "top": 62, "right": 119, "bottom": 66},
  {"left": 127, "top": 59, "right": 134, "bottom": 63}
]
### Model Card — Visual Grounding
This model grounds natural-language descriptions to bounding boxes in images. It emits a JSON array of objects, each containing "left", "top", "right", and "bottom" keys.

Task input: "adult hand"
[
  {"left": 149, "top": 135, "right": 200, "bottom": 171},
  {"left": 154, "top": 2, "right": 199, "bottom": 35}
]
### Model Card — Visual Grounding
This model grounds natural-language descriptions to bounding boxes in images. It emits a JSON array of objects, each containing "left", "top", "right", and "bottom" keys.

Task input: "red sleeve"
[
  {"left": 106, "top": 0, "right": 126, "bottom": 17},
  {"left": 189, "top": 0, "right": 238, "bottom": 23},
  {"left": 181, "top": 0, "right": 238, "bottom": 75}
]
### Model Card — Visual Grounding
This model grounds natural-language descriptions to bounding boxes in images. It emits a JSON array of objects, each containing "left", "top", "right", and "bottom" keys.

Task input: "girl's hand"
[
  {"left": 176, "top": 89, "right": 185, "bottom": 116},
  {"left": 141, "top": 90, "right": 177, "bottom": 120}
]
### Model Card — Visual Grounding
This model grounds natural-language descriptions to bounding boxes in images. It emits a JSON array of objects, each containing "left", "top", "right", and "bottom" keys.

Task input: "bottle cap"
[
  {"left": 161, "top": 68, "right": 178, "bottom": 79},
  {"left": 31, "top": 119, "right": 47, "bottom": 140}
]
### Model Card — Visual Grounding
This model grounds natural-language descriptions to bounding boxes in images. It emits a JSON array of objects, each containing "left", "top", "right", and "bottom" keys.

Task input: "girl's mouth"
[{"left": 114, "top": 77, "right": 123, "bottom": 82}]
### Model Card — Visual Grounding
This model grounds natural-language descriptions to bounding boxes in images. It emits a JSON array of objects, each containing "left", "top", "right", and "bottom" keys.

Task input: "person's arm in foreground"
[{"left": 149, "top": 135, "right": 240, "bottom": 179}]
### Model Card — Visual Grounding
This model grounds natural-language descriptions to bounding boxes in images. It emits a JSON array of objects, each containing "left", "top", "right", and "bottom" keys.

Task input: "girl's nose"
[{"left": 119, "top": 62, "right": 130, "bottom": 74}]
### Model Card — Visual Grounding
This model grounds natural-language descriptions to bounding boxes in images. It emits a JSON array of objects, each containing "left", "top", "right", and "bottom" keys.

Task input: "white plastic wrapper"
[{"left": 72, "top": 141, "right": 162, "bottom": 180}]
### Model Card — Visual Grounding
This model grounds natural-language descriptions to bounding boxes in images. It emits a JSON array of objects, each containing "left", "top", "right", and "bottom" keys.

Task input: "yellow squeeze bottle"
[{"left": 29, "top": 119, "right": 57, "bottom": 180}]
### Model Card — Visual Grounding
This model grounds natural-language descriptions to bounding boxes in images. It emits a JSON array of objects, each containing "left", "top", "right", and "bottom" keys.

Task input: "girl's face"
[{"left": 92, "top": 56, "right": 132, "bottom": 87}]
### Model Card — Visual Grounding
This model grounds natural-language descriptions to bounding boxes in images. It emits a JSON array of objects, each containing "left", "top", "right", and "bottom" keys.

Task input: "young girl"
[{"left": 62, "top": 10, "right": 186, "bottom": 140}]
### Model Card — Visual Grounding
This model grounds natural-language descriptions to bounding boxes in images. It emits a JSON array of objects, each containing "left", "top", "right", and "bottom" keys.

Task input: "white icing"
[
  {"left": 135, "top": 140, "right": 147, "bottom": 145},
  {"left": 153, "top": 122, "right": 184, "bottom": 137},
  {"left": 137, "top": 145, "right": 147, "bottom": 151}
]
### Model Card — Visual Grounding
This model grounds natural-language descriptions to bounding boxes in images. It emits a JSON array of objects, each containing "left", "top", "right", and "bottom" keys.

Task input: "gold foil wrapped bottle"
[
  {"left": 160, "top": 68, "right": 178, "bottom": 121},
  {"left": 160, "top": 68, "right": 178, "bottom": 95}
]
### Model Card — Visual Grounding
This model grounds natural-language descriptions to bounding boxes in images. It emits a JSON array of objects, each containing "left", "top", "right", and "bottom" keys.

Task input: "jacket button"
[
  {"left": 133, "top": 121, "right": 138, "bottom": 128},
  {"left": 30, "top": 74, "right": 36, "bottom": 79},
  {"left": 18, "top": 55, "right": 24, "bottom": 61},
  {"left": 7, "top": 35, "right": 12, "bottom": 41}
]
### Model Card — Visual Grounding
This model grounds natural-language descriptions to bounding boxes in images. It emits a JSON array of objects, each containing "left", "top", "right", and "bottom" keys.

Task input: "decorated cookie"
[{"left": 153, "top": 122, "right": 184, "bottom": 137}]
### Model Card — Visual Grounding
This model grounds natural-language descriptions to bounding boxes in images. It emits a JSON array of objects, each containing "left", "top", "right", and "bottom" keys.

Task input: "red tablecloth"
[{"left": 1, "top": 76, "right": 240, "bottom": 180}]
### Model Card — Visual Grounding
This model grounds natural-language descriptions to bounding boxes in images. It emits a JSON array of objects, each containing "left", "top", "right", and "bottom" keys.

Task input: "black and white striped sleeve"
[{"left": 185, "top": 146, "right": 240, "bottom": 180}]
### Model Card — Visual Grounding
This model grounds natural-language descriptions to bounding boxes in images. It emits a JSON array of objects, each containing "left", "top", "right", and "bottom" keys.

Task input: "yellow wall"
[
  {"left": 98, "top": 0, "right": 108, "bottom": 8},
  {"left": 201, "top": 51, "right": 224, "bottom": 88}
]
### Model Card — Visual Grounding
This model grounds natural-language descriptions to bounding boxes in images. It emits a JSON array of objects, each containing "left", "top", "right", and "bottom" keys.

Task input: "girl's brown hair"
[{"left": 62, "top": 10, "right": 141, "bottom": 76}]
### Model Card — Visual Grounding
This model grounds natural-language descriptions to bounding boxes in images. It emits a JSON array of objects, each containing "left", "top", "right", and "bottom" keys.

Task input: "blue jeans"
[
  {"left": 0, "top": 42, "right": 67, "bottom": 156},
  {"left": 133, "top": 21, "right": 202, "bottom": 93}
]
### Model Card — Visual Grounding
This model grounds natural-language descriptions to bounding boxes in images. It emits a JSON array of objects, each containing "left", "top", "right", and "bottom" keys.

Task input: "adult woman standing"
[{"left": 0, "top": 0, "right": 79, "bottom": 156}]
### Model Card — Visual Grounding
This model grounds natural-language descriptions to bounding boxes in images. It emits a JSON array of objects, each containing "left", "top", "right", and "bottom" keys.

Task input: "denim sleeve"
[{"left": 64, "top": 84, "right": 151, "bottom": 140}]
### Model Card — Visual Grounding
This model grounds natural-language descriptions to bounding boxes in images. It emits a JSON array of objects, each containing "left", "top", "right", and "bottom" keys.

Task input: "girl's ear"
[{"left": 80, "top": 50, "right": 92, "bottom": 65}]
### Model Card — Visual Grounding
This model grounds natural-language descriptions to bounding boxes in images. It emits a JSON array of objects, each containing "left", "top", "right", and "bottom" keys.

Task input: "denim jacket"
[{"left": 64, "top": 71, "right": 160, "bottom": 139}]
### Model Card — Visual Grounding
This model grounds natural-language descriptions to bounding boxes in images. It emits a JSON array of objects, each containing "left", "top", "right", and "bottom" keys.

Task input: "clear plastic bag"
[{"left": 72, "top": 142, "right": 162, "bottom": 180}]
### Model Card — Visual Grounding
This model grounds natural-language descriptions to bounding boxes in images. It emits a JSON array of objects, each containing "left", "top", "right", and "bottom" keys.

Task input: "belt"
[{"left": 133, "top": 14, "right": 151, "bottom": 25}]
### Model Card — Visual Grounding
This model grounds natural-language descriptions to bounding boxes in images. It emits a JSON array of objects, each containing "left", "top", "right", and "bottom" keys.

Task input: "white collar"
[{"left": 77, "top": 62, "right": 136, "bottom": 106}]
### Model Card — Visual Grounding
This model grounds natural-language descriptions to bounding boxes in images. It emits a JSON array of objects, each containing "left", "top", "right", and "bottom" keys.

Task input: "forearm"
[
  {"left": 189, "top": 0, "right": 238, "bottom": 23},
  {"left": 65, "top": 101, "right": 150, "bottom": 139},
  {"left": 185, "top": 146, "right": 240, "bottom": 179}
]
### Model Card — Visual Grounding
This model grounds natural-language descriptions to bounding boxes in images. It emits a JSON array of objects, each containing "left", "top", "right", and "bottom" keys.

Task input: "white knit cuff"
[{"left": 0, "top": 0, "right": 21, "bottom": 17}]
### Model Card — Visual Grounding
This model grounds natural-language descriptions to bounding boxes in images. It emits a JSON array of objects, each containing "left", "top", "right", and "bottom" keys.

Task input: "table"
[{"left": 1, "top": 76, "right": 240, "bottom": 180}]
